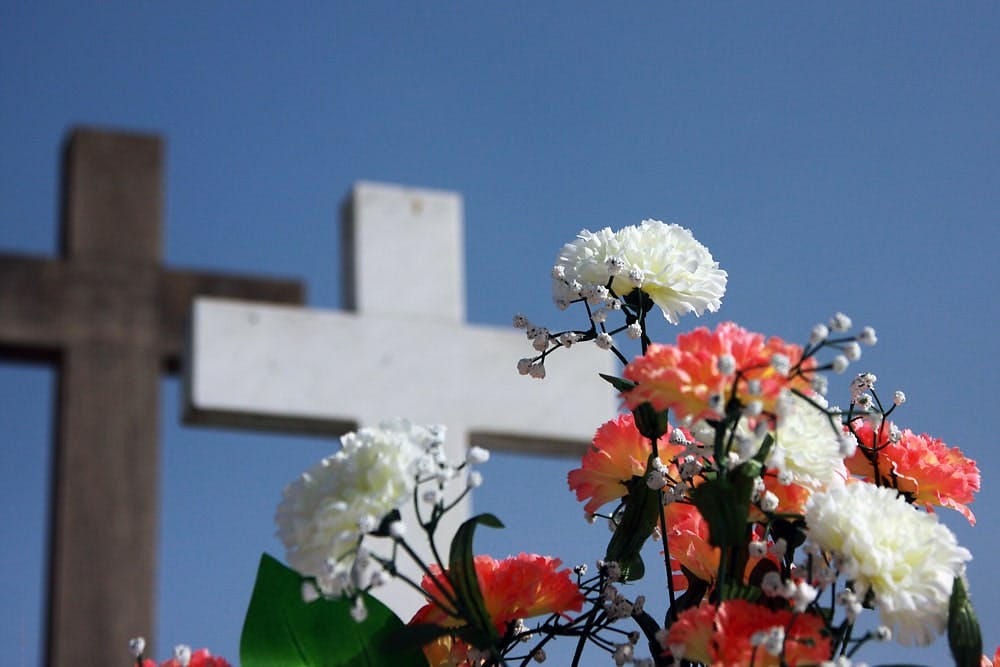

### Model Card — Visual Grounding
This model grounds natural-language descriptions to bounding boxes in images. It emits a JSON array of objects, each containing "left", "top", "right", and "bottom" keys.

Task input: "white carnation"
[
  {"left": 275, "top": 419, "right": 434, "bottom": 590},
  {"left": 805, "top": 482, "right": 972, "bottom": 645},
  {"left": 552, "top": 227, "right": 621, "bottom": 305},
  {"left": 553, "top": 220, "right": 726, "bottom": 324},
  {"left": 615, "top": 220, "right": 727, "bottom": 324},
  {"left": 772, "top": 393, "right": 846, "bottom": 489}
]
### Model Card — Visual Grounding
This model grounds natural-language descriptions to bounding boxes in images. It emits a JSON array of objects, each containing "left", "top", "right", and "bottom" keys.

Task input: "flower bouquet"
[{"left": 189, "top": 221, "right": 987, "bottom": 666}]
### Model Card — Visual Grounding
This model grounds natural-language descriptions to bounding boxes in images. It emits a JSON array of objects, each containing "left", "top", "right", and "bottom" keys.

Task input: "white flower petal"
[
  {"left": 275, "top": 419, "right": 433, "bottom": 590},
  {"left": 805, "top": 482, "right": 971, "bottom": 645}
]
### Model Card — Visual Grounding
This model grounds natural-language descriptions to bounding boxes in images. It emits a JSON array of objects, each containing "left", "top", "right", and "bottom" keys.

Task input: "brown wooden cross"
[{"left": 0, "top": 128, "right": 305, "bottom": 666}]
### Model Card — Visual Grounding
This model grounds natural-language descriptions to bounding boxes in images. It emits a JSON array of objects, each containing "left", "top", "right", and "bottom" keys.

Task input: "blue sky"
[{"left": 1, "top": 3, "right": 998, "bottom": 665}]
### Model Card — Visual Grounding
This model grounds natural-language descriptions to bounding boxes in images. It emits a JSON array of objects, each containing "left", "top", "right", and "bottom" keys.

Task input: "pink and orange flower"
[
  {"left": 663, "top": 599, "right": 831, "bottom": 667},
  {"left": 567, "top": 413, "right": 688, "bottom": 515},
  {"left": 665, "top": 501, "right": 718, "bottom": 589},
  {"left": 666, "top": 502, "right": 778, "bottom": 592},
  {"left": 143, "top": 649, "right": 231, "bottom": 667},
  {"left": 845, "top": 418, "right": 980, "bottom": 524},
  {"left": 410, "top": 553, "right": 584, "bottom": 666},
  {"left": 758, "top": 473, "right": 813, "bottom": 517},
  {"left": 622, "top": 322, "right": 815, "bottom": 423}
]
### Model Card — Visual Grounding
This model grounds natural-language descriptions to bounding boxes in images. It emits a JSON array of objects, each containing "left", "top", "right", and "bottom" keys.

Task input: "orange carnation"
[
  {"left": 410, "top": 553, "right": 584, "bottom": 666},
  {"left": 759, "top": 473, "right": 813, "bottom": 517},
  {"left": 846, "top": 418, "right": 980, "bottom": 524},
  {"left": 623, "top": 322, "right": 815, "bottom": 423},
  {"left": 567, "top": 413, "right": 687, "bottom": 515},
  {"left": 665, "top": 599, "right": 831, "bottom": 667},
  {"left": 157, "top": 649, "right": 231, "bottom": 667},
  {"left": 665, "top": 501, "right": 719, "bottom": 588},
  {"left": 666, "top": 502, "right": 778, "bottom": 592}
]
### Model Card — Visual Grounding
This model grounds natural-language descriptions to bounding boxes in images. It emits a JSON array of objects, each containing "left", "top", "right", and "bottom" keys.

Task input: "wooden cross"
[
  {"left": 184, "top": 181, "right": 616, "bottom": 617},
  {"left": 0, "top": 128, "right": 305, "bottom": 666}
]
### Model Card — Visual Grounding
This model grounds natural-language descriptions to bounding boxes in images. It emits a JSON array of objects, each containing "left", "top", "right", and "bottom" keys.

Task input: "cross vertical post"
[{"left": 0, "top": 128, "right": 306, "bottom": 665}]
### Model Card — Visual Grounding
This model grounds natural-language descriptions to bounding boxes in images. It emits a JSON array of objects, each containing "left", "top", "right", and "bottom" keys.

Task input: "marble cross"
[{"left": 184, "top": 182, "right": 616, "bottom": 616}]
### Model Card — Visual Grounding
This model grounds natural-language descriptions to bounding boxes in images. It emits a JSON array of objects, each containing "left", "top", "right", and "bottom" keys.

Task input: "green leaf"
[
  {"left": 752, "top": 434, "right": 774, "bottom": 465},
  {"left": 605, "top": 469, "right": 662, "bottom": 582},
  {"left": 599, "top": 373, "right": 637, "bottom": 393},
  {"left": 448, "top": 514, "right": 505, "bottom": 648},
  {"left": 240, "top": 553, "right": 429, "bottom": 667},
  {"left": 388, "top": 623, "right": 460, "bottom": 655},
  {"left": 690, "top": 477, "right": 752, "bottom": 549},
  {"left": 719, "top": 581, "right": 760, "bottom": 602},
  {"left": 631, "top": 402, "right": 670, "bottom": 440},
  {"left": 948, "top": 576, "right": 983, "bottom": 667}
]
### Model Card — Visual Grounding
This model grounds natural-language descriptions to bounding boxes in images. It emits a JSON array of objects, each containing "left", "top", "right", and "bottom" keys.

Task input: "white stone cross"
[{"left": 184, "top": 181, "right": 616, "bottom": 617}]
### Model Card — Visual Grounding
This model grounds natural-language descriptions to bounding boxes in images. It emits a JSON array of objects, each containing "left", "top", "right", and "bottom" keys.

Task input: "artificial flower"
[
  {"left": 663, "top": 599, "right": 831, "bottom": 666},
  {"left": 157, "top": 648, "right": 231, "bottom": 667},
  {"left": 845, "top": 418, "right": 980, "bottom": 524},
  {"left": 567, "top": 413, "right": 688, "bottom": 515},
  {"left": 660, "top": 601, "right": 715, "bottom": 664},
  {"left": 666, "top": 502, "right": 779, "bottom": 591},
  {"left": 552, "top": 220, "right": 727, "bottom": 324},
  {"left": 411, "top": 553, "right": 584, "bottom": 666},
  {"left": 665, "top": 501, "right": 718, "bottom": 588},
  {"left": 771, "top": 393, "right": 846, "bottom": 491},
  {"left": 623, "top": 322, "right": 815, "bottom": 423},
  {"left": 804, "top": 481, "right": 972, "bottom": 645},
  {"left": 275, "top": 419, "right": 437, "bottom": 593},
  {"left": 758, "top": 473, "right": 814, "bottom": 517}
]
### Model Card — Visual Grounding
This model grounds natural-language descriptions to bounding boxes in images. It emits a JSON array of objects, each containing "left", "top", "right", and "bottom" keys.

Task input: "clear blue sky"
[{"left": 1, "top": 3, "right": 997, "bottom": 665}]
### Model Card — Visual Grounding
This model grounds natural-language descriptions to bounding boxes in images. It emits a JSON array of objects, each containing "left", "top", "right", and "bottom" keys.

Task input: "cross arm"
[
  {"left": 160, "top": 268, "right": 305, "bottom": 366},
  {"left": 0, "top": 252, "right": 74, "bottom": 351}
]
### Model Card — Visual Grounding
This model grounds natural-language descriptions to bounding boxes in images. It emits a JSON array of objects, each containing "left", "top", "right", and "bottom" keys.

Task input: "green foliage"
[
  {"left": 689, "top": 475, "right": 752, "bottom": 550},
  {"left": 718, "top": 581, "right": 760, "bottom": 603},
  {"left": 388, "top": 623, "right": 460, "bottom": 656},
  {"left": 447, "top": 513, "right": 505, "bottom": 649},
  {"left": 631, "top": 402, "right": 670, "bottom": 441},
  {"left": 948, "top": 576, "right": 983, "bottom": 667},
  {"left": 240, "top": 554, "right": 429, "bottom": 667},
  {"left": 605, "top": 468, "right": 662, "bottom": 582},
  {"left": 599, "top": 373, "right": 636, "bottom": 393}
]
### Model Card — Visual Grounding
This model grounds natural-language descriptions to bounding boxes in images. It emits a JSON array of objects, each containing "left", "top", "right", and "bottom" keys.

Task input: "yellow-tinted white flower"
[
  {"left": 772, "top": 393, "right": 846, "bottom": 489},
  {"left": 552, "top": 220, "right": 726, "bottom": 324},
  {"left": 275, "top": 420, "right": 434, "bottom": 590},
  {"left": 615, "top": 220, "right": 727, "bottom": 324},
  {"left": 805, "top": 482, "right": 972, "bottom": 645},
  {"left": 552, "top": 227, "right": 621, "bottom": 304}
]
